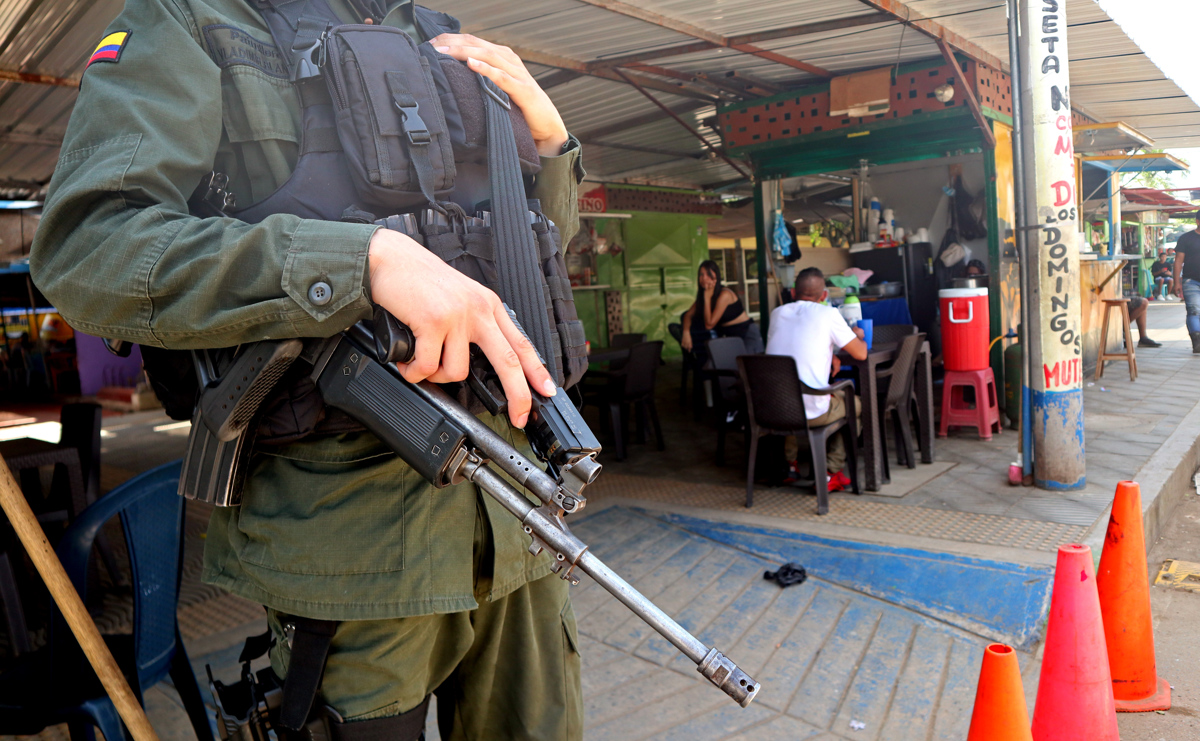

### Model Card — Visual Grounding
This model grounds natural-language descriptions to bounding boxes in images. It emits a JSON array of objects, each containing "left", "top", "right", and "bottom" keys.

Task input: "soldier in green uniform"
[{"left": 31, "top": 1, "right": 586, "bottom": 738}]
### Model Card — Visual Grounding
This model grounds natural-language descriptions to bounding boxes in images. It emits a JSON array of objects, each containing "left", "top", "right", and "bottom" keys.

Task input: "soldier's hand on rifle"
[
  {"left": 368, "top": 229, "right": 557, "bottom": 428},
  {"left": 431, "top": 33, "right": 568, "bottom": 156}
]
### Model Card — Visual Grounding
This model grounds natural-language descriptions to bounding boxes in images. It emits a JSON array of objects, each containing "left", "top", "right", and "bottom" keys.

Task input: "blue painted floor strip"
[{"left": 638, "top": 508, "right": 1053, "bottom": 649}]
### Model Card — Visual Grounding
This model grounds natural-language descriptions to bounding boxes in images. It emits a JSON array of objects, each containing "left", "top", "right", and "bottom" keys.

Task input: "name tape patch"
[
  {"left": 87, "top": 30, "right": 131, "bottom": 69},
  {"left": 203, "top": 25, "right": 289, "bottom": 79}
]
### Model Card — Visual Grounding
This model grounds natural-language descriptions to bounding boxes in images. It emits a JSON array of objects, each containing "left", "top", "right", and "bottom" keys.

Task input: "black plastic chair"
[
  {"left": 606, "top": 333, "right": 647, "bottom": 372},
  {"left": 705, "top": 337, "right": 747, "bottom": 466},
  {"left": 872, "top": 324, "right": 918, "bottom": 346},
  {"left": 0, "top": 460, "right": 212, "bottom": 741},
  {"left": 583, "top": 341, "right": 665, "bottom": 461},
  {"left": 737, "top": 355, "right": 861, "bottom": 514},
  {"left": 610, "top": 333, "right": 646, "bottom": 349},
  {"left": 668, "top": 321, "right": 700, "bottom": 408},
  {"left": 876, "top": 333, "right": 926, "bottom": 475}
]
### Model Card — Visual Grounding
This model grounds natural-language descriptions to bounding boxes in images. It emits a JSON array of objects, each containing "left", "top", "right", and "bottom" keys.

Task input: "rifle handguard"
[{"left": 315, "top": 338, "right": 469, "bottom": 487}]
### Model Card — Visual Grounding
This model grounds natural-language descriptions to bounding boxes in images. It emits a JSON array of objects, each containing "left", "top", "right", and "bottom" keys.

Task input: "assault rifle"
[{"left": 179, "top": 308, "right": 761, "bottom": 708}]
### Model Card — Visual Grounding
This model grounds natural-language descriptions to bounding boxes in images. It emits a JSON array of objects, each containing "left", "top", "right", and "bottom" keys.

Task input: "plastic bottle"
[{"left": 839, "top": 295, "right": 863, "bottom": 325}]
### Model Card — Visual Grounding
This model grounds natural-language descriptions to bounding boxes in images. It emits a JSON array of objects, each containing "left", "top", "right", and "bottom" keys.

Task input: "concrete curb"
[{"left": 1083, "top": 381, "right": 1200, "bottom": 557}]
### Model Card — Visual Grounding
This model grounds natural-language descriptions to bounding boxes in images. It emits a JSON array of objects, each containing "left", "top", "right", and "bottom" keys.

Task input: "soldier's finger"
[
  {"left": 396, "top": 327, "right": 445, "bottom": 385},
  {"left": 436, "top": 41, "right": 528, "bottom": 81},
  {"left": 426, "top": 329, "right": 471, "bottom": 384},
  {"left": 432, "top": 34, "right": 517, "bottom": 61},
  {"left": 473, "top": 319, "right": 533, "bottom": 427},
  {"left": 494, "top": 304, "right": 556, "bottom": 399}
]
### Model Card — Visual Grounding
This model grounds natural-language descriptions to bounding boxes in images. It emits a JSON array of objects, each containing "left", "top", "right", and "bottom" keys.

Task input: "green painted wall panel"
[{"left": 619, "top": 212, "right": 710, "bottom": 359}]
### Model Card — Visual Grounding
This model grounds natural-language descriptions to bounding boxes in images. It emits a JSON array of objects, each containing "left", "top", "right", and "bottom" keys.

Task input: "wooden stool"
[
  {"left": 938, "top": 368, "right": 1002, "bottom": 440},
  {"left": 1096, "top": 298, "right": 1137, "bottom": 381}
]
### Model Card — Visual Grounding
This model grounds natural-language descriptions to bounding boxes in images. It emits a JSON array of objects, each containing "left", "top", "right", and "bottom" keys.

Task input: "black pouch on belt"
[{"left": 322, "top": 25, "right": 456, "bottom": 208}]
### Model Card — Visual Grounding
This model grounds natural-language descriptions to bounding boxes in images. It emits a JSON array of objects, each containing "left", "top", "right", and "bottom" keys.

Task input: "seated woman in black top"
[{"left": 680, "top": 260, "right": 764, "bottom": 358}]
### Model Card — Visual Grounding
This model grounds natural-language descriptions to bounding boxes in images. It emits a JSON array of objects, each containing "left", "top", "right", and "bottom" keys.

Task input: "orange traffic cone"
[
  {"left": 967, "top": 643, "right": 1033, "bottom": 741},
  {"left": 1097, "top": 480, "right": 1171, "bottom": 712},
  {"left": 1030, "top": 544, "right": 1118, "bottom": 741}
]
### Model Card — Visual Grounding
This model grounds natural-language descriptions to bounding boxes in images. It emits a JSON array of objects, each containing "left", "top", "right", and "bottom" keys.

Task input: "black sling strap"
[
  {"left": 480, "top": 77, "right": 559, "bottom": 383},
  {"left": 279, "top": 616, "right": 339, "bottom": 731}
]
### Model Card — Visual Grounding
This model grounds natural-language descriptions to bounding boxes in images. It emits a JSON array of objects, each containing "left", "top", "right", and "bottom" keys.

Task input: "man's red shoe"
[
  {"left": 783, "top": 460, "right": 801, "bottom": 485},
  {"left": 827, "top": 470, "right": 851, "bottom": 492}
]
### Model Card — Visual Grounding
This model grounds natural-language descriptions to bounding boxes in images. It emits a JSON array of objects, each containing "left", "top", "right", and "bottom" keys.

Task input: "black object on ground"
[{"left": 764, "top": 563, "right": 807, "bottom": 588}]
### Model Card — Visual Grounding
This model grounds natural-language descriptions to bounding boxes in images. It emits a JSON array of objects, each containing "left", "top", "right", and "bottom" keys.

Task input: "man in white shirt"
[{"left": 766, "top": 268, "right": 868, "bottom": 490}]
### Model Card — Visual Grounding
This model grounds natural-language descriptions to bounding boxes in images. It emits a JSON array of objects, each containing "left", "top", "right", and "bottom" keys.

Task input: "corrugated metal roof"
[{"left": 0, "top": 0, "right": 1191, "bottom": 195}]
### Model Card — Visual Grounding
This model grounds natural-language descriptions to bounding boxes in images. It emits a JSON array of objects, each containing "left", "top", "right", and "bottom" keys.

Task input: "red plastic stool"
[{"left": 938, "top": 368, "right": 1002, "bottom": 440}]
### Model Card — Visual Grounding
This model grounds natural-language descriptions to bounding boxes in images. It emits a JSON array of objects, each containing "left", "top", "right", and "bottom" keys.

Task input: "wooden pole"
[{"left": 0, "top": 454, "right": 159, "bottom": 741}]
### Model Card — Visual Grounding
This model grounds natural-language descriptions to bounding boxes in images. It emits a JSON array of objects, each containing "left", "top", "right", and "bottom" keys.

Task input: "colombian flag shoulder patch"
[{"left": 86, "top": 30, "right": 131, "bottom": 69}]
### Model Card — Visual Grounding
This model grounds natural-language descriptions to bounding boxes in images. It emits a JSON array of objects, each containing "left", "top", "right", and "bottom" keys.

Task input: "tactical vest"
[{"left": 146, "top": 0, "right": 587, "bottom": 442}]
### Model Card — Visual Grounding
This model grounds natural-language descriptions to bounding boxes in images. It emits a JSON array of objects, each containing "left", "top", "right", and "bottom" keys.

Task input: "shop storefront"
[
  {"left": 568, "top": 184, "right": 722, "bottom": 358},
  {"left": 716, "top": 54, "right": 1193, "bottom": 408}
]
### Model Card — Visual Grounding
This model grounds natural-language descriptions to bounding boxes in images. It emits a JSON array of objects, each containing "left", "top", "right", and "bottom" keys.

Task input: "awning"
[
  {"left": 1072, "top": 122, "right": 1155, "bottom": 154},
  {"left": 1121, "top": 188, "right": 1195, "bottom": 213},
  {"left": 1080, "top": 152, "right": 1189, "bottom": 173}
]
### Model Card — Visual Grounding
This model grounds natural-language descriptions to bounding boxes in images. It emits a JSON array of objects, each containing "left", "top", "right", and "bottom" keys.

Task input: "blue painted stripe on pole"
[
  {"left": 640, "top": 509, "right": 1054, "bottom": 649},
  {"left": 1021, "top": 384, "right": 1033, "bottom": 476},
  {"left": 1030, "top": 386, "right": 1086, "bottom": 490}
]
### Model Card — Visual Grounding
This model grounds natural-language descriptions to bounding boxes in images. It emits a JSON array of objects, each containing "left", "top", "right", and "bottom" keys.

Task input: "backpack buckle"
[
  {"left": 397, "top": 102, "right": 431, "bottom": 144},
  {"left": 386, "top": 72, "right": 431, "bottom": 145}
]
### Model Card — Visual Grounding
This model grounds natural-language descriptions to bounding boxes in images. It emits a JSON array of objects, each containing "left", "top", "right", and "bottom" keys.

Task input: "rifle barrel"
[{"left": 466, "top": 461, "right": 760, "bottom": 707}]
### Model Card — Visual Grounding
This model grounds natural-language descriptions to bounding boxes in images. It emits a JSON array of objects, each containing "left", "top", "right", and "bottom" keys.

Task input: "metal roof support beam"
[
  {"left": 623, "top": 64, "right": 780, "bottom": 99},
  {"left": 573, "top": 0, "right": 834, "bottom": 77},
  {"left": 0, "top": 130, "right": 64, "bottom": 147},
  {"left": 937, "top": 40, "right": 996, "bottom": 149},
  {"left": 0, "top": 178, "right": 47, "bottom": 190},
  {"left": 855, "top": 0, "right": 1005, "bottom": 70},
  {"left": 624, "top": 63, "right": 722, "bottom": 89},
  {"left": 580, "top": 139, "right": 707, "bottom": 159},
  {"left": 614, "top": 68, "right": 749, "bottom": 179},
  {"left": 0, "top": 68, "right": 79, "bottom": 88},
  {"left": 577, "top": 99, "right": 711, "bottom": 140},
  {"left": 571, "top": 0, "right": 724, "bottom": 43},
  {"left": 586, "top": 65, "right": 718, "bottom": 101},
  {"left": 537, "top": 69, "right": 582, "bottom": 90},
  {"left": 589, "top": 13, "right": 890, "bottom": 68},
  {"left": 727, "top": 45, "right": 832, "bottom": 77},
  {"left": 513, "top": 46, "right": 718, "bottom": 101},
  {"left": 717, "top": 71, "right": 784, "bottom": 97}
]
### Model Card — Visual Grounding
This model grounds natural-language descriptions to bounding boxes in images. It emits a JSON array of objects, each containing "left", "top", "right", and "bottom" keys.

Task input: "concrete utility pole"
[{"left": 1018, "top": 0, "right": 1086, "bottom": 489}]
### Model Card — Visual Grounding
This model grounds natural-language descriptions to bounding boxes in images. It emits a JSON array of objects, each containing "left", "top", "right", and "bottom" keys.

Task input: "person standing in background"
[{"left": 1172, "top": 214, "right": 1200, "bottom": 353}]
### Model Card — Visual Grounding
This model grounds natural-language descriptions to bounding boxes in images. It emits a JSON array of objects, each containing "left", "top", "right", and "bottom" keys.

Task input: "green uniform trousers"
[{"left": 266, "top": 506, "right": 583, "bottom": 741}]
